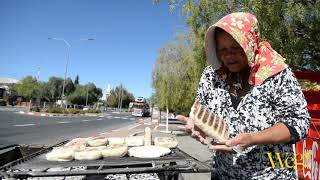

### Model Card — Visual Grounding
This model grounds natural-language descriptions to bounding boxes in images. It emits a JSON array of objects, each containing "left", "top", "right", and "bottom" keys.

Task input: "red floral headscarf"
[{"left": 205, "top": 12, "right": 288, "bottom": 86}]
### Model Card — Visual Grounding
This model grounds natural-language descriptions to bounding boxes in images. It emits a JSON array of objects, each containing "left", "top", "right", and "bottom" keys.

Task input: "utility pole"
[{"left": 85, "top": 85, "right": 89, "bottom": 106}]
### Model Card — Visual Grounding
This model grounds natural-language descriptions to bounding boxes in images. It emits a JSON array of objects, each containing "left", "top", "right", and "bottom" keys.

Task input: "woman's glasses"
[{"left": 216, "top": 46, "right": 243, "bottom": 56}]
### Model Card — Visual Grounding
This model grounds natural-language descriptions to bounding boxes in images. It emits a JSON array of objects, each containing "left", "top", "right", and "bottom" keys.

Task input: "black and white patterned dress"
[{"left": 196, "top": 66, "right": 310, "bottom": 180}]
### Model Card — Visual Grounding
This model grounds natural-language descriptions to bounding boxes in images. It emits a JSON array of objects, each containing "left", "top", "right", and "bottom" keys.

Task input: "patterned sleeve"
[
  {"left": 271, "top": 68, "right": 311, "bottom": 142},
  {"left": 196, "top": 66, "right": 212, "bottom": 105}
]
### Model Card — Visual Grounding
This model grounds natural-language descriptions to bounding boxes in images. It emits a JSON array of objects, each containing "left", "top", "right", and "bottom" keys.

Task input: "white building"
[{"left": 0, "top": 78, "right": 19, "bottom": 99}]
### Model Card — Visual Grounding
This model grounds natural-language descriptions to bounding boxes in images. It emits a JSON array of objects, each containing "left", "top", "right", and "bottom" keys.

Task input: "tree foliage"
[
  {"left": 106, "top": 85, "right": 135, "bottom": 108},
  {"left": 15, "top": 76, "right": 39, "bottom": 101},
  {"left": 67, "top": 83, "right": 102, "bottom": 105},
  {"left": 47, "top": 77, "right": 63, "bottom": 102},
  {"left": 152, "top": 34, "right": 198, "bottom": 115},
  {"left": 74, "top": 75, "right": 79, "bottom": 85},
  {"left": 11, "top": 75, "right": 108, "bottom": 107}
]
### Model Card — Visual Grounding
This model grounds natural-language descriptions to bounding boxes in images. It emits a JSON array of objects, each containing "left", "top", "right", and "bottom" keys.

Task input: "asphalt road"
[{"left": 0, "top": 108, "right": 144, "bottom": 147}]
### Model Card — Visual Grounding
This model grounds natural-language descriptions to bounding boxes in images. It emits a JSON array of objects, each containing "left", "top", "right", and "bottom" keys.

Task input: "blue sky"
[{"left": 0, "top": 0, "right": 187, "bottom": 98}]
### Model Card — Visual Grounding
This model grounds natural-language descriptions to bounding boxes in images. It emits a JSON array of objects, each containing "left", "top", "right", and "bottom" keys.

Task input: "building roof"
[{"left": 0, "top": 78, "right": 19, "bottom": 84}]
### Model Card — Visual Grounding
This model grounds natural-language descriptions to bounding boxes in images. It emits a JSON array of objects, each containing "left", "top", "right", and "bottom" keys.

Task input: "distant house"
[{"left": 0, "top": 78, "right": 19, "bottom": 99}]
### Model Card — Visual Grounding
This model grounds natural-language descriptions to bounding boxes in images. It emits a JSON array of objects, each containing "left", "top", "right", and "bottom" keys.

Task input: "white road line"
[
  {"left": 128, "top": 124, "right": 141, "bottom": 130},
  {"left": 57, "top": 121, "right": 71, "bottom": 124},
  {"left": 114, "top": 117, "right": 120, "bottom": 119},
  {"left": 122, "top": 117, "right": 128, "bottom": 119},
  {"left": 82, "top": 120, "right": 92, "bottom": 122},
  {"left": 130, "top": 118, "right": 135, "bottom": 120},
  {"left": 14, "top": 124, "right": 35, "bottom": 127},
  {"left": 97, "top": 118, "right": 103, "bottom": 121}
]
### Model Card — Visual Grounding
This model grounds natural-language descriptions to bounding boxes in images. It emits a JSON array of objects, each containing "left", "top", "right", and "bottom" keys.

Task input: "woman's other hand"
[
  {"left": 176, "top": 115, "right": 209, "bottom": 145},
  {"left": 209, "top": 133, "right": 254, "bottom": 153}
]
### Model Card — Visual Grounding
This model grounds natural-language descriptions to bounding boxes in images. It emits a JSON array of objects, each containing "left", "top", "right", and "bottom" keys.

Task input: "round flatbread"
[
  {"left": 46, "top": 147, "right": 74, "bottom": 161},
  {"left": 74, "top": 149, "right": 102, "bottom": 160},
  {"left": 100, "top": 144, "right": 128, "bottom": 157},
  {"left": 87, "top": 137, "right": 108, "bottom": 147},
  {"left": 128, "top": 146, "right": 171, "bottom": 158}
]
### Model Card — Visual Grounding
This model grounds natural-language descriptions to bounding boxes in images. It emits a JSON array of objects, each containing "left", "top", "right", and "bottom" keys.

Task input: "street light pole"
[
  {"left": 85, "top": 85, "right": 89, "bottom": 106},
  {"left": 48, "top": 37, "right": 94, "bottom": 108}
]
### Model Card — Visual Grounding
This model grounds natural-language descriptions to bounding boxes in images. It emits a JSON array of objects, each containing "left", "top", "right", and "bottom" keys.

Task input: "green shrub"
[
  {"left": 0, "top": 99, "right": 7, "bottom": 106},
  {"left": 40, "top": 108, "right": 49, "bottom": 113},
  {"left": 30, "top": 106, "right": 40, "bottom": 112},
  {"left": 68, "top": 109, "right": 82, "bottom": 114},
  {"left": 48, "top": 107, "right": 68, "bottom": 114},
  {"left": 84, "top": 109, "right": 101, "bottom": 113}
]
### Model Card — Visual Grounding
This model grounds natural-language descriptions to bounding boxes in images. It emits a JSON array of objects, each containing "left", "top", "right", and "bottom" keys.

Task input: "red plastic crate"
[{"left": 294, "top": 71, "right": 320, "bottom": 180}]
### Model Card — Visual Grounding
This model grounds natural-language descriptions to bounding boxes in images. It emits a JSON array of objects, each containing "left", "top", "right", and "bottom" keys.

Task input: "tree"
[
  {"left": 38, "top": 82, "right": 51, "bottom": 102},
  {"left": 64, "top": 78, "right": 75, "bottom": 96},
  {"left": 47, "top": 77, "right": 63, "bottom": 102},
  {"left": 74, "top": 75, "right": 79, "bottom": 85},
  {"left": 152, "top": 33, "right": 197, "bottom": 115},
  {"left": 67, "top": 83, "right": 102, "bottom": 105},
  {"left": 15, "top": 76, "right": 39, "bottom": 101},
  {"left": 106, "top": 85, "right": 135, "bottom": 108},
  {"left": 6, "top": 84, "right": 19, "bottom": 104}
]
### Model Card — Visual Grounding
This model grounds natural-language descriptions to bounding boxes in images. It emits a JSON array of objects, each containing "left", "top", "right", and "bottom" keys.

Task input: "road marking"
[
  {"left": 82, "top": 119, "right": 92, "bottom": 122},
  {"left": 130, "top": 118, "right": 135, "bottom": 120},
  {"left": 122, "top": 117, "right": 128, "bottom": 119},
  {"left": 57, "top": 121, "right": 70, "bottom": 124},
  {"left": 114, "top": 117, "right": 120, "bottom": 119},
  {"left": 14, "top": 124, "right": 35, "bottom": 127},
  {"left": 97, "top": 118, "right": 103, "bottom": 121},
  {"left": 128, "top": 124, "right": 141, "bottom": 130}
]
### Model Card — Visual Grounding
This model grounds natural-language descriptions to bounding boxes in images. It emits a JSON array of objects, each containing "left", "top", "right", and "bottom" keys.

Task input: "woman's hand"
[
  {"left": 176, "top": 115, "right": 209, "bottom": 145},
  {"left": 209, "top": 133, "right": 254, "bottom": 153}
]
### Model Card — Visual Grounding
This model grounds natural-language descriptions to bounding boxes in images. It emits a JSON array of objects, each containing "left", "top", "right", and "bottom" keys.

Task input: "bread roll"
[
  {"left": 87, "top": 137, "right": 108, "bottom": 147},
  {"left": 154, "top": 137, "right": 178, "bottom": 148},
  {"left": 125, "top": 136, "right": 144, "bottom": 146},
  {"left": 65, "top": 138, "right": 89, "bottom": 147},
  {"left": 74, "top": 149, "right": 102, "bottom": 160},
  {"left": 100, "top": 144, "right": 128, "bottom": 157},
  {"left": 108, "top": 137, "right": 125, "bottom": 145}
]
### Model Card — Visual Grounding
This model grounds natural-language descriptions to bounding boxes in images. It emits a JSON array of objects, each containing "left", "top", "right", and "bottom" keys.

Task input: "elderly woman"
[{"left": 177, "top": 12, "right": 310, "bottom": 179}]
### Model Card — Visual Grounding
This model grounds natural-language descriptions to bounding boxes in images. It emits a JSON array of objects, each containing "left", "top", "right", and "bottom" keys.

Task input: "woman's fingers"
[
  {"left": 176, "top": 115, "right": 209, "bottom": 145},
  {"left": 208, "top": 144, "right": 233, "bottom": 152},
  {"left": 176, "top": 115, "right": 188, "bottom": 124},
  {"left": 176, "top": 115, "right": 194, "bottom": 133}
]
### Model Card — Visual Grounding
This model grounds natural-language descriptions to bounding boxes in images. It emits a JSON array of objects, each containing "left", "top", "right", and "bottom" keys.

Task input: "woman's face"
[{"left": 215, "top": 31, "right": 248, "bottom": 72}]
